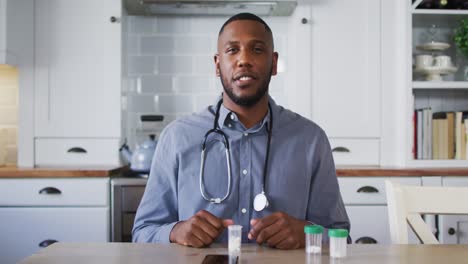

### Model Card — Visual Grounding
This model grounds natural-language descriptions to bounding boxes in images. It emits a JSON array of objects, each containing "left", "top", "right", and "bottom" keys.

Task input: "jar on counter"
[
  {"left": 328, "top": 228, "right": 348, "bottom": 258},
  {"left": 304, "top": 225, "right": 323, "bottom": 254}
]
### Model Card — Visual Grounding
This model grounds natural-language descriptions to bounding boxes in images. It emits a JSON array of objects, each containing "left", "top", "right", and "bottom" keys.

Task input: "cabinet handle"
[
  {"left": 332, "top": 146, "right": 350, "bottom": 153},
  {"left": 39, "top": 239, "right": 58, "bottom": 248},
  {"left": 355, "top": 236, "right": 377, "bottom": 244},
  {"left": 67, "top": 147, "right": 87, "bottom": 153},
  {"left": 448, "top": 227, "right": 456, "bottom": 235},
  {"left": 39, "top": 187, "right": 62, "bottom": 195},
  {"left": 110, "top": 16, "right": 118, "bottom": 23},
  {"left": 140, "top": 115, "right": 164, "bottom": 122},
  {"left": 357, "top": 186, "right": 379, "bottom": 193}
]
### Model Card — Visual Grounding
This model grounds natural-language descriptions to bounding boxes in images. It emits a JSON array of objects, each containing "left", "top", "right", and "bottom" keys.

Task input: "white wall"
[{"left": 125, "top": 15, "right": 293, "bottom": 147}]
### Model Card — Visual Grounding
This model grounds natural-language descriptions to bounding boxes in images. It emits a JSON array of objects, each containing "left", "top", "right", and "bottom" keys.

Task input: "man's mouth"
[{"left": 233, "top": 74, "right": 257, "bottom": 86}]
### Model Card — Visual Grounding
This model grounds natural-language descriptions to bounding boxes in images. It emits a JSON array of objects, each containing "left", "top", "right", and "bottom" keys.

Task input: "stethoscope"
[{"left": 199, "top": 99, "right": 273, "bottom": 212}]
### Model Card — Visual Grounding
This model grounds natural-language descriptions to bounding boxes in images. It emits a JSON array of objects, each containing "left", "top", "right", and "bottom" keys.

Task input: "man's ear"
[
  {"left": 214, "top": 54, "right": 220, "bottom": 76},
  {"left": 271, "top": 52, "right": 279, "bottom": 76}
]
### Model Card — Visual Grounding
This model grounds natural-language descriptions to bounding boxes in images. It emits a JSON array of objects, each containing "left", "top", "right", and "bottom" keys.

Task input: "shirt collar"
[{"left": 210, "top": 95, "right": 279, "bottom": 133}]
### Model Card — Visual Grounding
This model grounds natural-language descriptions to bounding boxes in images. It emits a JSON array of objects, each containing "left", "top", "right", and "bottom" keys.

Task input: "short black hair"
[{"left": 218, "top": 12, "right": 273, "bottom": 38}]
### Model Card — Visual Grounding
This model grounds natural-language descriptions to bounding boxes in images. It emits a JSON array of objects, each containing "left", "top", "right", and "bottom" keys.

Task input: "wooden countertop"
[
  {"left": 0, "top": 165, "right": 125, "bottom": 178},
  {"left": 18, "top": 243, "right": 468, "bottom": 264},
  {"left": 336, "top": 166, "right": 468, "bottom": 176},
  {"left": 1, "top": 165, "right": 468, "bottom": 178}
]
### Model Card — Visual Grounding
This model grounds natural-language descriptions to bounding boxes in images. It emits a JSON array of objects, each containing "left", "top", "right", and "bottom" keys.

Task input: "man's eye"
[
  {"left": 227, "top": 48, "right": 238, "bottom": 53},
  {"left": 254, "top": 47, "right": 264, "bottom": 53}
]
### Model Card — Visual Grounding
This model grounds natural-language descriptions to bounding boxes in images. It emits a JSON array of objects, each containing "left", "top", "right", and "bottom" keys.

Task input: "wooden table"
[{"left": 18, "top": 243, "right": 468, "bottom": 264}]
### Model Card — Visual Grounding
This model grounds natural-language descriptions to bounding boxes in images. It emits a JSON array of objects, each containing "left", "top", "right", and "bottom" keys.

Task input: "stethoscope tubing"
[{"left": 199, "top": 98, "right": 272, "bottom": 210}]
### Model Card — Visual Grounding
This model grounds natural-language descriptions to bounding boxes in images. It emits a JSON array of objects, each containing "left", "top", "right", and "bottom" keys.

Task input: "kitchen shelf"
[
  {"left": 412, "top": 10, "right": 468, "bottom": 15},
  {"left": 407, "top": 159, "right": 468, "bottom": 168},
  {"left": 413, "top": 81, "right": 468, "bottom": 89}
]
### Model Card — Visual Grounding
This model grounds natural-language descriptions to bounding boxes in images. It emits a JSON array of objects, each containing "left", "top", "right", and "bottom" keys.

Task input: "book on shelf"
[
  {"left": 432, "top": 112, "right": 449, "bottom": 160},
  {"left": 417, "top": 110, "right": 423, "bottom": 159},
  {"left": 414, "top": 108, "right": 432, "bottom": 160},
  {"left": 455, "top": 112, "right": 468, "bottom": 160},
  {"left": 415, "top": 109, "right": 468, "bottom": 160},
  {"left": 465, "top": 118, "right": 468, "bottom": 160}
]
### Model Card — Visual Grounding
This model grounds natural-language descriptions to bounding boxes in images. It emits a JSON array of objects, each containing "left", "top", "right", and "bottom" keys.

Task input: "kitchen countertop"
[
  {"left": 2, "top": 165, "right": 468, "bottom": 178},
  {"left": 0, "top": 165, "right": 125, "bottom": 178},
  {"left": 18, "top": 243, "right": 468, "bottom": 264},
  {"left": 336, "top": 166, "right": 468, "bottom": 176}
]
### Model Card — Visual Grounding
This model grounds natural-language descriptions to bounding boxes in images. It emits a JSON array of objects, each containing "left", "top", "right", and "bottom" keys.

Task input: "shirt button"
[
  {"left": 242, "top": 169, "right": 247, "bottom": 175},
  {"left": 244, "top": 133, "right": 248, "bottom": 136},
  {"left": 241, "top": 208, "right": 247, "bottom": 214},
  {"left": 230, "top": 114, "right": 235, "bottom": 120},
  {"left": 228, "top": 123, "right": 232, "bottom": 128}
]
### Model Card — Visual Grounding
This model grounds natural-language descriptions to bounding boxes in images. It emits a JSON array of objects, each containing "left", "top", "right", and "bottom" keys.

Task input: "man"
[{"left": 132, "top": 12, "right": 350, "bottom": 249}]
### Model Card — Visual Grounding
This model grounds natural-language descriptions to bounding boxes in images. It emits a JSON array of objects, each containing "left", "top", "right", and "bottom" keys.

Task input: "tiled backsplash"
[
  {"left": 0, "top": 65, "right": 18, "bottom": 165},
  {"left": 125, "top": 16, "right": 289, "bottom": 147}
]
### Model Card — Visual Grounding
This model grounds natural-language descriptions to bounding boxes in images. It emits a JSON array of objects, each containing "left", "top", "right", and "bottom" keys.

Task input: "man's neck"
[{"left": 222, "top": 94, "right": 269, "bottom": 129}]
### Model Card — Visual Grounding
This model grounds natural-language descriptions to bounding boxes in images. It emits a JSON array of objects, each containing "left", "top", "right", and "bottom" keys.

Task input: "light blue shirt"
[{"left": 132, "top": 96, "right": 350, "bottom": 243}]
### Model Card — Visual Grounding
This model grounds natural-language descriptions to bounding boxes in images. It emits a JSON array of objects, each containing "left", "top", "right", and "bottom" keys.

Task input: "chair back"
[{"left": 385, "top": 180, "right": 468, "bottom": 244}]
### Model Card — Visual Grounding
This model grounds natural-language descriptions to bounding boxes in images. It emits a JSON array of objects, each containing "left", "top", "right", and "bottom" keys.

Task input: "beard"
[{"left": 219, "top": 68, "right": 272, "bottom": 107}]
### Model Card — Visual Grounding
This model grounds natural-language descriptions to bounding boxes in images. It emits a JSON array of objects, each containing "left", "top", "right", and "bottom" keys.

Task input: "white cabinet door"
[
  {"left": 0, "top": 207, "right": 109, "bottom": 264},
  {"left": 339, "top": 177, "right": 421, "bottom": 244},
  {"left": 34, "top": 0, "right": 121, "bottom": 138},
  {"left": 439, "top": 177, "right": 468, "bottom": 244},
  {"left": 0, "top": 0, "right": 33, "bottom": 65},
  {"left": 346, "top": 205, "right": 389, "bottom": 244},
  {"left": 311, "top": 0, "right": 381, "bottom": 138}
]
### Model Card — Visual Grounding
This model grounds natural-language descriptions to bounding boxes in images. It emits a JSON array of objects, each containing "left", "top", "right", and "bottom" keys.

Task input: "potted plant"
[{"left": 454, "top": 18, "right": 468, "bottom": 79}]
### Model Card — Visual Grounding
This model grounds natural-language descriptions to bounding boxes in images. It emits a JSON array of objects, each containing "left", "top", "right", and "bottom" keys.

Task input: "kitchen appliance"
[
  {"left": 124, "top": 0, "right": 297, "bottom": 16},
  {"left": 111, "top": 177, "right": 147, "bottom": 242},
  {"left": 120, "top": 134, "right": 157, "bottom": 174}
]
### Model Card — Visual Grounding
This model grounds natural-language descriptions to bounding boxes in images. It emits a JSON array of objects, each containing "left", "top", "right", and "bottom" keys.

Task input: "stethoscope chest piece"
[{"left": 253, "top": 191, "right": 269, "bottom": 212}]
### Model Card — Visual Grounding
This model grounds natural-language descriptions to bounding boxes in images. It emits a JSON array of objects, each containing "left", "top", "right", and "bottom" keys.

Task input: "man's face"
[{"left": 215, "top": 20, "right": 278, "bottom": 107}]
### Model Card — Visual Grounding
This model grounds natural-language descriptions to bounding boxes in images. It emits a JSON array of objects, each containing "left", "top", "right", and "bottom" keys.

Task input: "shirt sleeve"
[
  {"left": 306, "top": 129, "right": 350, "bottom": 239},
  {"left": 132, "top": 126, "right": 180, "bottom": 243}
]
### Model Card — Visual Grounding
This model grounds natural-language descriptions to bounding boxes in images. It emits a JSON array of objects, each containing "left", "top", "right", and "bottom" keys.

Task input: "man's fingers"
[
  {"left": 223, "top": 219, "right": 234, "bottom": 227},
  {"left": 276, "top": 236, "right": 300, "bottom": 250},
  {"left": 265, "top": 228, "right": 290, "bottom": 247},
  {"left": 187, "top": 233, "right": 206, "bottom": 248},
  {"left": 248, "top": 215, "right": 280, "bottom": 240},
  {"left": 190, "top": 225, "right": 215, "bottom": 246},
  {"left": 255, "top": 218, "right": 284, "bottom": 244},
  {"left": 192, "top": 216, "right": 220, "bottom": 239},
  {"left": 196, "top": 210, "right": 224, "bottom": 230}
]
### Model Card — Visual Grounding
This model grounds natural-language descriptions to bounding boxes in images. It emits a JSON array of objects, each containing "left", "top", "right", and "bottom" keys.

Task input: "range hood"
[{"left": 125, "top": 0, "right": 297, "bottom": 16}]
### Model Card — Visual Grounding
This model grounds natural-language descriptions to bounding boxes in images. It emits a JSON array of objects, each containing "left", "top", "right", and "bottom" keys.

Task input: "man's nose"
[{"left": 237, "top": 50, "right": 252, "bottom": 67}]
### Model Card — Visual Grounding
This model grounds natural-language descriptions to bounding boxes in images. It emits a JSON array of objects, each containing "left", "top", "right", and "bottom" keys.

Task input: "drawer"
[
  {"left": 0, "top": 207, "right": 109, "bottom": 264},
  {"left": 35, "top": 138, "right": 120, "bottom": 166},
  {"left": 345, "top": 205, "right": 420, "bottom": 245},
  {"left": 0, "top": 178, "right": 109, "bottom": 206},
  {"left": 329, "top": 138, "right": 380, "bottom": 165},
  {"left": 121, "top": 186, "right": 145, "bottom": 212},
  {"left": 338, "top": 177, "right": 421, "bottom": 205}
]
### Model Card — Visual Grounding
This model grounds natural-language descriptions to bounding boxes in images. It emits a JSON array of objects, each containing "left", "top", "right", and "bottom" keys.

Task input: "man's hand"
[
  {"left": 169, "top": 210, "right": 233, "bottom": 248},
  {"left": 248, "top": 212, "right": 308, "bottom": 250}
]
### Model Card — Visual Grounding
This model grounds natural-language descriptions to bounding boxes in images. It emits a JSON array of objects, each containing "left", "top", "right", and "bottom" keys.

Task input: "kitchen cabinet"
[
  {"left": 34, "top": 0, "right": 123, "bottom": 166},
  {"left": 0, "top": 0, "right": 32, "bottom": 65},
  {"left": 438, "top": 177, "right": 468, "bottom": 244},
  {"left": 0, "top": 178, "right": 110, "bottom": 264},
  {"left": 310, "top": 0, "right": 381, "bottom": 165},
  {"left": 338, "top": 177, "right": 421, "bottom": 244},
  {"left": 407, "top": 1, "right": 468, "bottom": 167}
]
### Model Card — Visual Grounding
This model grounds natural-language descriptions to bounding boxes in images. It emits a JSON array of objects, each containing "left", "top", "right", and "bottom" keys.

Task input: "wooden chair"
[{"left": 385, "top": 179, "right": 468, "bottom": 244}]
